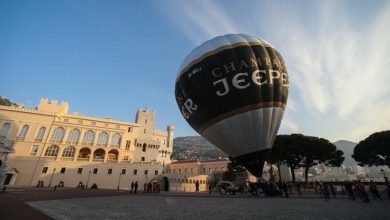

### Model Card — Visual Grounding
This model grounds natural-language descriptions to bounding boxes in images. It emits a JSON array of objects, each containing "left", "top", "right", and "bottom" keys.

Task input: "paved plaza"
[{"left": 1, "top": 188, "right": 390, "bottom": 220}]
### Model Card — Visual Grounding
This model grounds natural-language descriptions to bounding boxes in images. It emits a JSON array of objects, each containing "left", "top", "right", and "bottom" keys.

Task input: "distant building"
[{"left": 0, "top": 98, "right": 174, "bottom": 189}]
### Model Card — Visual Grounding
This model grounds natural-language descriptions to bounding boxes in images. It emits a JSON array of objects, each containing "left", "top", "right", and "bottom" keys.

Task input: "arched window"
[
  {"left": 62, "top": 146, "right": 75, "bottom": 157},
  {"left": 108, "top": 149, "right": 119, "bottom": 160},
  {"left": 51, "top": 127, "right": 65, "bottom": 141},
  {"left": 0, "top": 123, "right": 11, "bottom": 137},
  {"left": 83, "top": 130, "right": 95, "bottom": 144},
  {"left": 44, "top": 145, "right": 59, "bottom": 157},
  {"left": 141, "top": 157, "right": 145, "bottom": 162},
  {"left": 111, "top": 133, "right": 121, "bottom": 145},
  {"left": 93, "top": 149, "right": 105, "bottom": 160},
  {"left": 97, "top": 132, "right": 109, "bottom": 145},
  {"left": 36, "top": 126, "right": 46, "bottom": 140},
  {"left": 18, "top": 125, "right": 30, "bottom": 139},
  {"left": 67, "top": 129, "right": 80, "bottom": 142}
]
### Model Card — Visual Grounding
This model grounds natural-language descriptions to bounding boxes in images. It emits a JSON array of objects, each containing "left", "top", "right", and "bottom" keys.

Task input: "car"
[{"left": 217, "top": 182, "right": 239, "bottom": 195}]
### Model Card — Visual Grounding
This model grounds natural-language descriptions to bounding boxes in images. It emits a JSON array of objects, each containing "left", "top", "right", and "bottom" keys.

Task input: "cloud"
[
  {"left": 155, "top": 0, "right": 238, "bottom": 44},
  {"left": 158, "top": 0, "right": 390, "bottom": 141},
  {"left": 280, "top": 117, "right": 300, "bottom": 134}
]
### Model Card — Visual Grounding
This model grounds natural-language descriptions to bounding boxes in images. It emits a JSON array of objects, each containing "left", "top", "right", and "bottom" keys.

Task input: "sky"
[{"left": 0, "top": 0, "right": 389, "bottom": 143}]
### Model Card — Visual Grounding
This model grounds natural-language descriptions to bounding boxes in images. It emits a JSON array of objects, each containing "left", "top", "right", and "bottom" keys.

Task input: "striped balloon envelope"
[{"left": 175, "top": 34, "right": 289, "bottom": 177}]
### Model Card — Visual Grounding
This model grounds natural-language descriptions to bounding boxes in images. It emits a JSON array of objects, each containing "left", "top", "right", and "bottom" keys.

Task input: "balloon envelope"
[{"left": 175, "top": 34, "right": 289, "bottom": 177}]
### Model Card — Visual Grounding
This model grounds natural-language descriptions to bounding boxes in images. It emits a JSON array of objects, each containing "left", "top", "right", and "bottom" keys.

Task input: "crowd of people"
[{"left": 239, "top": 177, "right": 390, "bottom": 203}]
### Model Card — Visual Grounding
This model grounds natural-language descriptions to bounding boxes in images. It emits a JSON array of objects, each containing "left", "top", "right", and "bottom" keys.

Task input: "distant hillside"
[
  {"left": 173, "top": 136, "right": 358, "bottom": 165},
  {"left": 0, "top": 96, "right": 16, "bottom": 107},
  {"left": 333, "top": 140, "right": 357, "bottom": 165},
  {"left": 172, "top": 136, "right": 228, "bottom": 160}
]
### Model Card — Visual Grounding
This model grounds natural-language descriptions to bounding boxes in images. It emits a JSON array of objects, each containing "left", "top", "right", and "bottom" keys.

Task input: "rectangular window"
[
  {"left": 121, "top": 169, "right": 126, "bottom": 175},
  {"left": 30, "top": 145, "right": 39, "bottom": 154},
  {"left": 155, "top": 170, "right": 158, "bottom": 175},
  {"left": 77, "top": 168, "right": 83, "bottom": 174},
  {"left": 93, "top": 168, "right": 98, "bottom": 174},
  {"left": 42, "top": 167, "right": 48, "bottom": 174},
  {"left": 143, "top": 129, "right": 146, "bottom": 134},
  {"left": 125, "top": 140, "right": 131, "bottom": 150},
  {"left": 128, "top": 127, "right": 133, "bottom": 133},
  {"left": 144, "top": 170, "right": 148, "bottom": 175},
  {"left": 133, "top": 169, "right": 138, "bottom": 175},
  {"left": 108, "top": 168, "right": 113, "bottom": 175},
  {"left": 179, "top": 169, "right": 181, "bottom": 174},
  {"left": 60, "top": 167, "right": 66, "bottom": 174}
]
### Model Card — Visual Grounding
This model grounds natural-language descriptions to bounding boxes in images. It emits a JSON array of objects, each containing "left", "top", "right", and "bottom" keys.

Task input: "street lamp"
[
  {"left": 86, "top": 170, "right": 92, "bottom": 189},
  {"left": 48, "top": 168, "right": 56, "bottom": 187},
  {"left": 117, "top": 172, "right": 122, "bottom": 190}
]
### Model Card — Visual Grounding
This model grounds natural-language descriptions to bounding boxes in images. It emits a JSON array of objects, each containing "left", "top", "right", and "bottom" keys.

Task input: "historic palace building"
[{"left": 0, "top": 98, "right": 174, "bottom": 189}]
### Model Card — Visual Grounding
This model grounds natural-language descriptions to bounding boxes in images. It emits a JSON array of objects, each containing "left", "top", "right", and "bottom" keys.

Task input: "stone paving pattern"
[{"left": 26, "top": 191, "right": 390, "bottom": 220}]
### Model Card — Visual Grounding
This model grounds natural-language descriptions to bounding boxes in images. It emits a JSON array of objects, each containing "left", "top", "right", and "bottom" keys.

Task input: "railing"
[
  {"left": 66, "top": 141, "right": 79, "bottom": 145},
  {"left": 16, "top": 136, "right": 25, "bottom": 141},
  {"left": 77, "top": 157, "right": 89, "bottom": 161},
  {"left": 96, "top": 143, "right": 108, "bottom": 148},
  {"left": 93, "top": 158, "right": 104, "bottom": 162},
  {"left": 49, "top": 139, "right": 62, "bottom": 144}
]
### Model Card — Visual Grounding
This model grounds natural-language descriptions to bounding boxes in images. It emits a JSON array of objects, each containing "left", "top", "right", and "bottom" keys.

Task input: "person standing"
[
  {"left": 130, "top": 181, "right": 134, "bottom": 193},
  {"left": 208, "top": 183, "right": 212, "bottom": 195},
  {"left": 195, "top": 180, "right": 200, "bottom": 192},
  {"left": 323, "top": 182, "right": 330, "bottom": 201},
  {"left": 384, "top": 177, "right": 390, "bottom": 200},
  {"left": 369, "top": 180, "right": 381, "bottom": 200},
  {"left": 357, "top": 180, "right": 370, "bottom": 203},
  {"left": 134, "top": 181, "right": 138, "bottom": 194},
  {"left": 296, "top": 182, "right": 302, "bottom": 197},
  {"left": 329, "top": 183, "right": 336, "bottom": 198}
]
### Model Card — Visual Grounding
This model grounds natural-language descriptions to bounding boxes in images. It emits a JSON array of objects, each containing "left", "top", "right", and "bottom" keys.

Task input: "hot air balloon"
[{"left": 175, "top": 34, "right": 289, "bottom": 177}]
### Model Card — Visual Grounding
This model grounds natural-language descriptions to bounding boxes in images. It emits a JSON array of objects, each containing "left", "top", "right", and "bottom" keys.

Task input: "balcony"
[
  {"left": 77, "top": 157, "right": 89, "bottom": 162},
  {"left": 66, "top": 141, "right": 79, "bottom": 145},
  {"left": 81, "top": 142, "right": 93, "bottom": 146}
]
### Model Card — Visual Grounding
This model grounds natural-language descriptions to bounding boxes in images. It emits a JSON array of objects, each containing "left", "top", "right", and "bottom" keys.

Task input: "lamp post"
[
  {"left": 48, "top": 168, "right": 56, "bottom": 187},
  {"left": 86, "top": 170, "right": 91, "bottom": 189},
  {"left": 117, "top": 173, "right": 122, "bottom": 190}
]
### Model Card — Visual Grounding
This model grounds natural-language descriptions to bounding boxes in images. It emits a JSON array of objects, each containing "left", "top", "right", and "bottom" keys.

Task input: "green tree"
[
  {"left": 272, "top": 134, "right": 304, "bottom": 183},
  {"left": 298, "top": 136, "right": 344, "bottom": 183},
  {"left": 222, "top": 159, "right": 245, "bottom": 182},
  {"left": 352, "top": 130, "right": 390, "bottom": 168},
  {"left": 271, "top": 134, "right": 344, "bottom": 183}
]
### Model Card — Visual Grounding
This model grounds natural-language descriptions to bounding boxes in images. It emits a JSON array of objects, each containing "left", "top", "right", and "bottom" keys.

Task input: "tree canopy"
[
  {"left": 352, "top": 130, "right": 390, "bottom": 168},
  {"left": 222, "top": 158, "right": 246, "bottom": 182},
  {"left": 271, "top": 134, "right": 344, "bottom": 183}
]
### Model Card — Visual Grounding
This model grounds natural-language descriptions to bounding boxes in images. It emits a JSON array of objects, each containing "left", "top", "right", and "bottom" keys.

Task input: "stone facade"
[{"left": 0, "top": 98, "right": 174, "bottom": 189}]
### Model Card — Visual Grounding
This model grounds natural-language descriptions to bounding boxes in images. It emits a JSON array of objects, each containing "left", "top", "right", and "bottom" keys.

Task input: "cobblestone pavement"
[{"left": 27, "top": 192, "right": 390, "bottom": 220}]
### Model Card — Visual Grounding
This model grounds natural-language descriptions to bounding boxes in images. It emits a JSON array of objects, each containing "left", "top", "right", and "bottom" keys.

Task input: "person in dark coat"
[
  {"left": 130, "top": 181, "right": 134, "bottom": 193},
  {"left": 369, "top": 180, "right": 381, "bottom": 200},
  {"left": 134, "top": 181, "right": 138, "bottom": 194}
]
